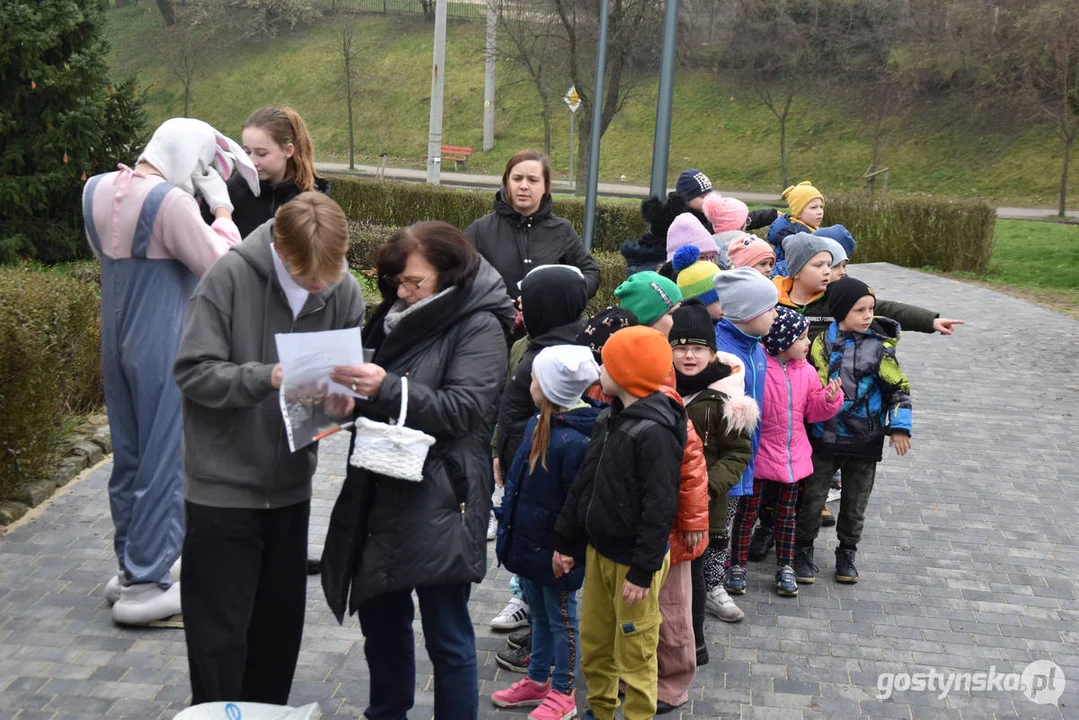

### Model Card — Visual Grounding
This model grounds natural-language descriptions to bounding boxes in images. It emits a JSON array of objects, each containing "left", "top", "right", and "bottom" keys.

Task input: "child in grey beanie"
[
  {"left": 712, "top": 267, "right": 780, "bottom": 324},
  {"left": 782, "top": 232, "right": 835, "bottom": 279}
]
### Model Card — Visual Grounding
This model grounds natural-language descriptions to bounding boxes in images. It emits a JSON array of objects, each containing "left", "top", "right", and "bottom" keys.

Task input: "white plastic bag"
[{"left": 173, "top": 702, "right": 321, "bottom": 720}]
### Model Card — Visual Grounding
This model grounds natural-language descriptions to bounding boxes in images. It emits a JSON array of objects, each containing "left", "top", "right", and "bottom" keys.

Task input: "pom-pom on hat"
[
  {"left": 669, "top": 301, "right": 717, "bottom": 351},
  {"left": 761, "top": 306, "right": 810, "bottom": 356},
  {"left": 666, "top": 212, "right": 718, "bottom": 261},
  {"left": 712, "top": 267, "right": 779, "bottom": 323},
  {"left": 826, "top": 276, "right": 875, "bottom": 325},
  {"left": 615, "top": 271, "right": 683, "bottom": 327},
  {"left": 533, "top": 345, "right": 601, "bottom": 409},
  {"left": 601, "top": 326, "right": 673, "bottom": 398},
  {"left": 782, "top": 180, "right": 824, "bottom": 221},
  {"left": 703, "top": 194, "right": 750, "bottom": 233},
  {"left": 726, "top": 233, "right": 776, "bottom": 270},
  {"left": 575, "top": 307, "right": 638, "bottom": 365},
  {"left": 673, "top": 246, "right": 721, "bottom": 306},
  {"left": 676, "top": 168, "right": 713, "bottom": 201},
  {"left": 782, "top": 232, "right": 835, "bottom": 279}
]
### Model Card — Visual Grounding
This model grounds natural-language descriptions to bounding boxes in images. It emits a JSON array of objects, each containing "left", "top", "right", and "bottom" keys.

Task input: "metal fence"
[{"left": 312, "top": 0, "right": 488, "bottom": 21}]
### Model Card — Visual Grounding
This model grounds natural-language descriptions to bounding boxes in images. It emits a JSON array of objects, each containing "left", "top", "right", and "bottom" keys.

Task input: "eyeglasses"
[{"left": 383, "top": 271, "right": 435, "bottom": 292}]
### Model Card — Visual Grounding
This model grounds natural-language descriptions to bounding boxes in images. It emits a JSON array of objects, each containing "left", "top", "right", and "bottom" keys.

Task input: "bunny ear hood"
[
  {"left": 138, "top": 118, "right": 260, "bottom": 197},
  {"left": 213, "top": 131, "right": 260, "bottom": 196}
]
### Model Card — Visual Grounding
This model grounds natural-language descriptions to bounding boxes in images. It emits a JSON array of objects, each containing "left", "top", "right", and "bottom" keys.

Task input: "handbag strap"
[{"left": 396, "top": 376, "right": 409, "bottom": 427}]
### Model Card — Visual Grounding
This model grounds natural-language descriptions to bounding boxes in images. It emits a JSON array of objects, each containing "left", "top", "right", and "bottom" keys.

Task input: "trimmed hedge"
[
  {"left": 0, "top": 265, "right": 102, "bottom": 500},
  {"left": 825, "top": 193, "right": 996, "bottom": 274},
  {"left": 330, "top": 175, "right": 646, "bottom": 254},
  {"left": 331, "top": 175, "right": 996, "bottom": 273},
  {"left": 588, "top": 251, "right": 629, "bottom": 317}
]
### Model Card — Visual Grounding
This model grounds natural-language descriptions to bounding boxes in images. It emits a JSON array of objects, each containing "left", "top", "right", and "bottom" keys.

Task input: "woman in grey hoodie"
[{"left": 173, "top": 193, "right": 365, "bottom": 706}]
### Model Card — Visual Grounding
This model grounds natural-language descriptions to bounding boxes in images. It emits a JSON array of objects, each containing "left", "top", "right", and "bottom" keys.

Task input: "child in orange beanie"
[{"left": 554, "top": 326, "right": 687, "bottom": 720}]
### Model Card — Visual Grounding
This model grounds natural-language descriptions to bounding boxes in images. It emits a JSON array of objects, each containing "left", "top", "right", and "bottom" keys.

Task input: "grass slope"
[{"left": 105, "top": 6, "right": 1077, "bottom": 208}]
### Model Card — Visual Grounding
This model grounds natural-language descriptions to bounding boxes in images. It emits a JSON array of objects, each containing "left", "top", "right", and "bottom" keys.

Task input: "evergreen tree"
[{"left": 0, "top": 0, "right": 147, "bottom": 263}]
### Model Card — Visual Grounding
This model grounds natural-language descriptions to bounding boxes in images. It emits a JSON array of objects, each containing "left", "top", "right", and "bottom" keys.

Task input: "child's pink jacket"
[{"left": 755, "top": 354, "right": 844, "bottom": 484}]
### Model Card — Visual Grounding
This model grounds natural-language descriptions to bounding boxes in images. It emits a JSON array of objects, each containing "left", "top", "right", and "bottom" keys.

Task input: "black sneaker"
[
  {"left": 723, "top": 565, "right": 747, "bottom": 595},
  {"left": 495, "top": 645, "right": 530, "bottom": 673},
  {"left": 793, "top": 545, "right": 817, "bottom": 584},
  {"left": 747, "top": 525, "right": 775, "bottom": 562},
  {"left": 696, "top": 641, "right": 709, "bottom": 667},
  {"left": 775, "top": 565, "right": 799, "bottom": 596},
  {"left": 306, "top": 557, "right": 321, "bottom": 575},
  {"left": 835, "top": 547, "right": 859, "bottom": 583},
  {"left": 820, "top": 506, "right": 837, "bottom": 527},
  {"left": 507, "top": 627, "right": 532, "bottom": 651}
]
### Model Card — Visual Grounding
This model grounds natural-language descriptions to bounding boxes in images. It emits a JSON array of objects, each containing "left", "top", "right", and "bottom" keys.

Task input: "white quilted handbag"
[{"left": 349, "top": 377, "right": 435, "bottom": 482}]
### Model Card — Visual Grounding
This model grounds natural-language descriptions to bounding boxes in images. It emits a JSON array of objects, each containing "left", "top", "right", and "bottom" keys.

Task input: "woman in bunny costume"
[{"left": 82, "top": 117, "right": 259, "bottom": 626}]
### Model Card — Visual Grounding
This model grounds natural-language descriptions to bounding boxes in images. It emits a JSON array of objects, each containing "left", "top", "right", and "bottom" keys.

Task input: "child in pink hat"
[
  {"left": 727, "top": 233, "right": 777, "bottom": 277},
  {"left": 665, "top": 213, "right": 718, "bottom": 262}
]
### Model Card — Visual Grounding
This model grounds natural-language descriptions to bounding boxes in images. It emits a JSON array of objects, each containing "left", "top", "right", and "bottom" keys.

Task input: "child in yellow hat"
[{"left": 767, "top": 180, "right": 824, "bottom": 277}]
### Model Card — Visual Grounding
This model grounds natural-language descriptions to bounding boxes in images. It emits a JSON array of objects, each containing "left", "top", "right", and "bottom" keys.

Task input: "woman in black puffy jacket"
[
  {"left": 465, "top": 149, "right": 600, "bottom": 301},
  {"left": 323, "top": 222, "right": 515, "bottom": 720}
]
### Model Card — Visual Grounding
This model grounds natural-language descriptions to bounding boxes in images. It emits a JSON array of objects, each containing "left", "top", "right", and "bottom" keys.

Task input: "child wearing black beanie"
[
  {"left": 796, "top": 276, "right": 913, "bottom": 585},
  {"left": 670, "top": 302, "right": 760, "bottom": 634}
]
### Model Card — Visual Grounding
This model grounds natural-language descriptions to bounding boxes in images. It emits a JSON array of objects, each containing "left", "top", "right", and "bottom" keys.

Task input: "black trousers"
[
  {"left": 181, "top": 500, "right": 309, "bottom": 706},
  {"left": 690, "top": 555, "right": 706, "bottom": 649}
]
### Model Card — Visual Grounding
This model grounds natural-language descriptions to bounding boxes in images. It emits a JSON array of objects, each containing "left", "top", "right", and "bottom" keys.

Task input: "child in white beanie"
[{"left": 492, "top": 345, "right": 602, "bottom": 718}]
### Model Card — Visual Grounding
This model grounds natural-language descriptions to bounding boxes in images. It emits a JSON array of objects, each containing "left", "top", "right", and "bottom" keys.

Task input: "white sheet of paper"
[{"left": 275, "top": 327, "right": 367, "bottom": 399}]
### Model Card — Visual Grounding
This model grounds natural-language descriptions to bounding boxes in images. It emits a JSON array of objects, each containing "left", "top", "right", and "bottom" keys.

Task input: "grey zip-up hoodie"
[{"left": 174, "top": 220, "right": 365, "bottom": 509}]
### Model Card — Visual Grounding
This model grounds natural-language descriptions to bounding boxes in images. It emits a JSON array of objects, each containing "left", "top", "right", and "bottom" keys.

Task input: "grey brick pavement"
[{"left": 0, "top": 263, "right": 1076, "bottom": 719}]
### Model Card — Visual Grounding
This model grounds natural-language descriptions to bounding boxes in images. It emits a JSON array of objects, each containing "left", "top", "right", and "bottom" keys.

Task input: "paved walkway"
[
  {"left": 1, "top": 263, "right": 1076, "bottom": 719},
  {"left": 315, "top": 162, "right": 1079, "bottom": 221}
]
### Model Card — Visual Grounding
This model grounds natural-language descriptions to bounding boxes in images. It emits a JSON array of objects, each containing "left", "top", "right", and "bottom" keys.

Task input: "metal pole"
[
  {"left": 426, "top": 0, "right": 448, "bottom": 184},
  {"left": 568, "top": 112, "right": 575, "bottom": 187},
  {"left": 649, "top": 0, "right": 679, "bottom": 198},
  {"left": 582, "top": 0, "right": 610, "bottom": 251},
  {"left": 483, "top": 0, "right": 496, "bottom": 152}
]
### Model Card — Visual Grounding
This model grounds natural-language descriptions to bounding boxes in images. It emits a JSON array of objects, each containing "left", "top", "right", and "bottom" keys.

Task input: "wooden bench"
[{"left": 423, "top": 144, "right": 473, "bottom": 170}]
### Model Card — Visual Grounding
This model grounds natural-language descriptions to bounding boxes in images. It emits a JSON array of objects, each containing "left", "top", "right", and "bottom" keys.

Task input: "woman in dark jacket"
[
  {"left": 323, "top": 222, "right": 514, "bottom": 720},
  {"left": 464, "top": 149, "right": 600, "bottom": 301},
  {"left": 203, "top": 107, "right": 330, "bottom": 238}
]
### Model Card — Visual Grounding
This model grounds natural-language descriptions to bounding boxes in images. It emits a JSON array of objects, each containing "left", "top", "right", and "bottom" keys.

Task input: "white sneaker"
[
  {"left": 490, "top": 595, "right": 530, "bottom": 631},
  {"left": 487, "top": 511, "right": 497, "bottom": 542},
  {"left": 826, "top": 487, "right": 842, "bottom": 503},
  {"left": 104, "top": 574, "right": 123, "bottom": 605},
  {"left": 112, "top": 582, "right": 182, "bottom": 626},
  {"left": 705, "top": 586, "right": 745, "bottom": 623},
  {"left": 106, "top": 557, "right": 181, "bottom": 606}
]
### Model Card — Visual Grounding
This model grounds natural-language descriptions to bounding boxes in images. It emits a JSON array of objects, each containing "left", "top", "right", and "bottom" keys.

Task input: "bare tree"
[
  {"left": 156, "top": 0, "right": 177, "bottom": 26},
  {"left": 722, "top": 0, "right": 816, "bottom": 189},
  {"left": 1017, "top": 1, "right": 1079, "bottom": 216},
  {"left": 339, "top": 26, "right": 362, "bottom": 170},
  {"left": 491, "top": 0, "right": 567, "bottom": 156},
  {"left": 551, "top": 0, "right": 664, "bottom": 191},
  {"left": 165, "top": 24, "right": 199, "bottom": 117}
]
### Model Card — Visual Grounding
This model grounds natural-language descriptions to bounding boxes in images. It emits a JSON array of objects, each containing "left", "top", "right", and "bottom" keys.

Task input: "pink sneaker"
[
  {"left": 492, "top": 677, "right": 550, "bottom": 708},
  {"left": 529, "top": 689, "right": 577, "bottom": 720}
]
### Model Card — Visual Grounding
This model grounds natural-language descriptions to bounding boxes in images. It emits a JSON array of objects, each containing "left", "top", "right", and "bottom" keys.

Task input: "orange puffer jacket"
[
  {"left": 583, "top": 380, "right": 709, "bottom": 565},
  {"left": 661, "top": 384, "right": 709, "bottom": 565}
]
